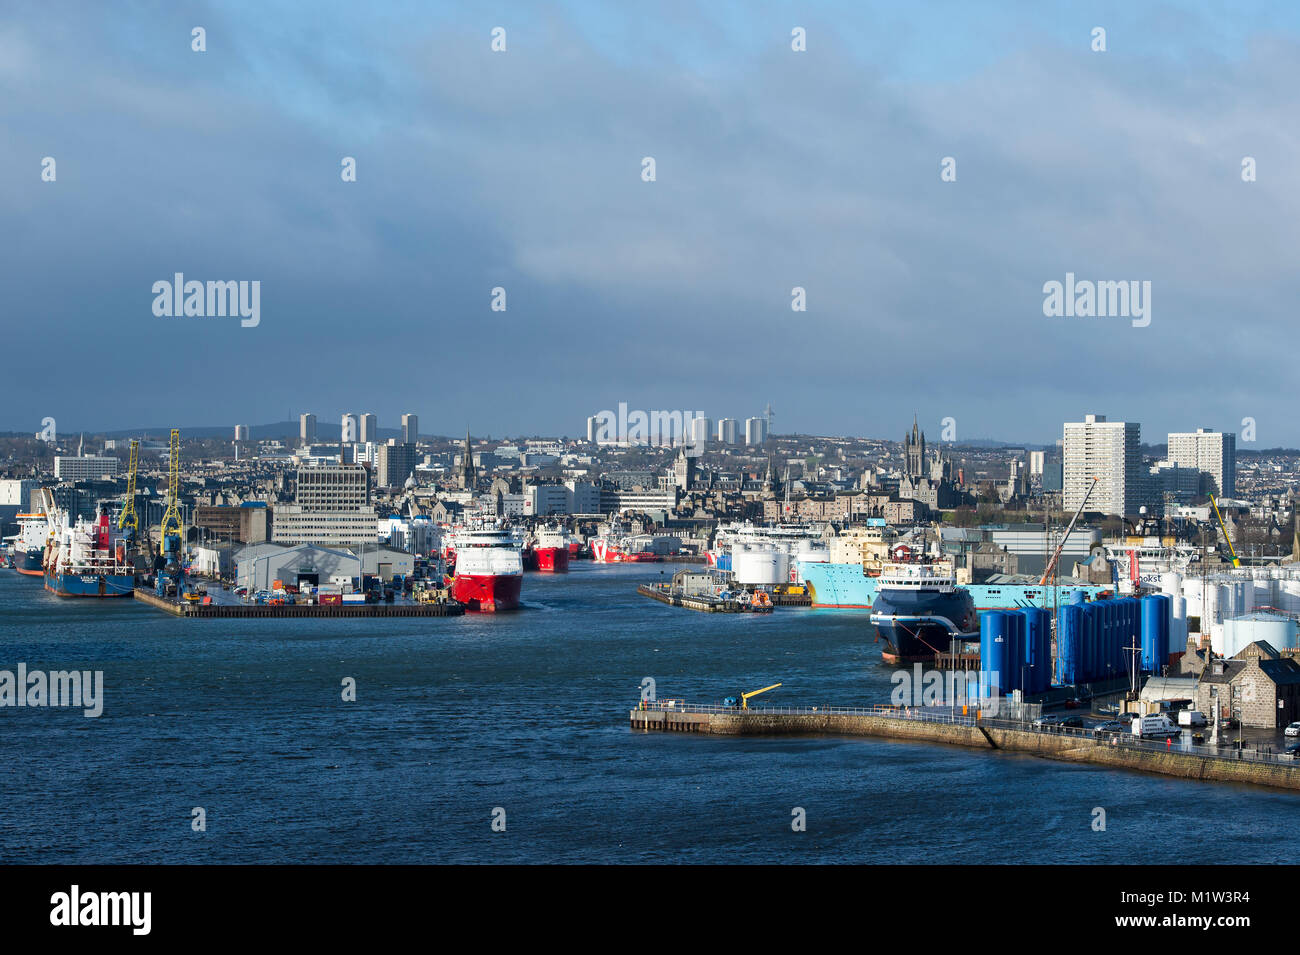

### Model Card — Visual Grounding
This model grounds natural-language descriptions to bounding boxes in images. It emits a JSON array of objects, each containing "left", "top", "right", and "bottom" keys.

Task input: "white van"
[
  {"left": 1178, "top": 709, "right": 1207, "bottom": 727},
  {"left": 1132, "top": 714, "right": 1181, "bottom": 738}
]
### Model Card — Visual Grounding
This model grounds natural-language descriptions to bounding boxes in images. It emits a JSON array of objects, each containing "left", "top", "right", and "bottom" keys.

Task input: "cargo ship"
[
  {"left": 43, "top": 508, "right": 136, "bottom": 598},
  {"left": 532, "top": 525, "right": 571, "bottom": 573},
  {"left": 5, "top": 512, "right": 51, "bottom": 576},
  {"left": 445, "top": 524, "right": 523, "bottom": 611},
  {"left": 868, "top": 562, "right": 978, "bottom": 663}
]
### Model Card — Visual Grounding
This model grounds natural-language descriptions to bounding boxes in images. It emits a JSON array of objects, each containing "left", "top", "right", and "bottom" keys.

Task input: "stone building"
[{"left": 1194, "top": 641, "right": 1300, "bottom": 729}]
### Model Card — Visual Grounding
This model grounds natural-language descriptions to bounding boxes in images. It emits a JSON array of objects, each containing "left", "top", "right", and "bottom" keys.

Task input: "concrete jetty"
[
  {"left": 629, "top": 702, "right": 1300, "bottom": 792},
  {"left": 133, "top": 587, "right": 465, "bottom": 618}
]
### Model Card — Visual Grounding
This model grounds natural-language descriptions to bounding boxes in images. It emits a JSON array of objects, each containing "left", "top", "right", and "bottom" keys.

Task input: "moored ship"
[
  {"left": 532, "top": 525, "right": 571, "bottom": 573},
  {"left": 5, "top": 512, "right": 51, "bottom": 576},
  {"left": 43, "top": 508, "right": 136, "bottom": 598},
  {"left": 445, "top": 524, "right": 523, "bottom": 611},
  {"left": 869, "top": 562, "right": 978, "bottom": 664}
]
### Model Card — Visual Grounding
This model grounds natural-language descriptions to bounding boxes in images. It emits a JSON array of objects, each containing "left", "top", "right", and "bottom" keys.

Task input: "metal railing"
[{"left": 632, "top": 700, "right": 1300, "bottom": 769}]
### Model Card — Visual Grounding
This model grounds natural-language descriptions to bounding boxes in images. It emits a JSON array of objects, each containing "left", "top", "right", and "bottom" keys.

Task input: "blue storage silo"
[
  {"left": 1023, "top": 607, "right": 1051, "bottom": 693},
  {"left": 1086, "top": 602, "right": 1101, "bottom": 681},
  {"left": 981, "top": 611, "right": 1010, "bottom": 695},
  {"left": 1007, "top": 611, "right": 1027, "bottom": 693},
  {"left": 1140, "top": 595, "right": 1162, "bottom": 672},
  {"left": 1101, "top": 600, "right": 1115, "bottom": 681},
  {"left": 1056, "top": 604, "right": 1081, "bottom": 685},
  {"left": 1154, "top": 593, "right": 1172, "bottom": 669},
  {"left": 1112, "top": 597, "right": 1133, "bottom": 680}
]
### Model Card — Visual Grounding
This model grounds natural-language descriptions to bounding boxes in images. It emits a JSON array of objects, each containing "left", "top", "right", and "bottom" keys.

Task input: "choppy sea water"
[{"left": 1, "top": 563, "right": 1296, "bottom": 864}]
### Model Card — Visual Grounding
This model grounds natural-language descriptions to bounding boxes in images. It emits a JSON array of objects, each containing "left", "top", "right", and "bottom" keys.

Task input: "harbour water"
[{"left": 3, "top": 563, "right": 1298, "bottom": 864}]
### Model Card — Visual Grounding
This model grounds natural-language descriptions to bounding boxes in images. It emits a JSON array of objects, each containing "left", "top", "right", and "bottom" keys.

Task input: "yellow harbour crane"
[
  {"left": 1209, "top": 494, "right": 1241, "bottom": 569},
  {"left": 724, "top": 682, "right": 783, "bottom": 709},
  {"left": 117, "top": 439, "right": 139, "bottom": 534},
  {"left": 156, "top": 429, "right": 185, "bottom": 596}
]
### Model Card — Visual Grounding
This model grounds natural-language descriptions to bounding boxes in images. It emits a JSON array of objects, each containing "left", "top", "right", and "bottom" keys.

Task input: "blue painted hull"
[{"left": 44, "top": 570, "right": 135, "bottom": 597}]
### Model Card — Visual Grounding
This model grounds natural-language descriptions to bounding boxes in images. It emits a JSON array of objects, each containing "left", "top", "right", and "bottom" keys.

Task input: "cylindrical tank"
[
  {"left": 1220, "top": 612, "right": 1296, "bottom": 657},
  {"left": 1005, "top": 611, "right": 1026, "bottom": 694},
  {"left": 1140, "top": 595, "right": 1162, "bottom": 672},
  {"left": 1069, "top": 589, "right": 1086, "bottom": 605},
  {"left": 731, "top": 545, "right": 789, "bottom": 586},
  {"left": 981, "top": 611, "right": 1010, "bottom": 696},
  {"left": 1024, "top": 607, "right": 1051, "bottom": 693},
  {"left": 1057, "top": 604, "right": 1082, "bottom": 685},
  {"left": 1154, "top": 593, "right": 1172, "bottom": 668},
  {"left": 1160, "top": 571, "right": 1182, "bottom": 597},
  {"left": 1080, "top": 602, "right": 1097, "bottom": 682},
  {"left": 1170, "top": 594, "right": 1188, "bottom": 652}
]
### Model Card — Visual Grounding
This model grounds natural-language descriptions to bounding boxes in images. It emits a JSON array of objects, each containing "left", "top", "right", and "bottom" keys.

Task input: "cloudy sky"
[{"left": 3, "top": 1, "right": 1298, "bottom": 445}]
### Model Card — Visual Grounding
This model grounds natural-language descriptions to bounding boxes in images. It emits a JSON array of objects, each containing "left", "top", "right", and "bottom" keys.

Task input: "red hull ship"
[{"left": 446, "top": 524, "right": 523, "bottom": 612}]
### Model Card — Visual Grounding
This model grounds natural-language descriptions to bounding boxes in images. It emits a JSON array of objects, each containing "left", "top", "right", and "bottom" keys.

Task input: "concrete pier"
[
  {"left": 133, "top": 587, "right": 465, "bottom": 618},
  {"left": 629, "top": 703, "right": 1300, "bottom": 792}
]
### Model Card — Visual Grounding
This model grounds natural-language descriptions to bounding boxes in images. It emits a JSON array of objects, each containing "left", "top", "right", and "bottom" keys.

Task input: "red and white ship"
[
  {"left": 589, "top": 528, "right": 662, "bottom": 563},
  {"left": 445, "top": 524, "right": 523, "bottom": 612},
  {"left": 532, "top": 525, "right": 571, "bottom": 573}
]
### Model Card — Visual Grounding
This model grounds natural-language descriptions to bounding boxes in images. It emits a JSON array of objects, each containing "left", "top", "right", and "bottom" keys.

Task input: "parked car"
[
  {"left": 1032, "top": 714, "right": 1063, "bottom": 728},
  {"left": 1058, "top": 716, "right": 1085, "bottom": 728},
  {"left": 1092, "top": 720, "right": 1127, "bottom": 737},
  {"left": 1284, "top": 722, "right": 1300, "bottom": 738},
  {"left": 1286, "top": 742, "right": 1300, "bottom": 759}
]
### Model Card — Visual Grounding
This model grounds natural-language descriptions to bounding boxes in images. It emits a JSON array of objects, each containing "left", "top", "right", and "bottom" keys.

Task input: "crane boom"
[
  {"left": 1209, "top": 495, "right": 1241, "bottom": 568},
  {"left": 741, "top": 682, "right": 783, "bottom": 709},
  {"left": 118, "top": 439, "right": 139, "bottom": 532},
  {"left": 1039, "top": 476, "right": 1098, "bottom": 586},
  {"left": 159, "top": 429, "right": 183, "bottom": 542}
]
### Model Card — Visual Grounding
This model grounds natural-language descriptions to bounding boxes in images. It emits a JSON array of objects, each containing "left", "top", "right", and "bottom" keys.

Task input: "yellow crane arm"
[
  {"left": 118, "top": 439, "right": 139, "bottom": 531},
  {"left": 741, "top": 682, "right": 783, "bottom": 708},
  {"left": 1209, "top": 495, "right": 1240, "bottom": 568}
]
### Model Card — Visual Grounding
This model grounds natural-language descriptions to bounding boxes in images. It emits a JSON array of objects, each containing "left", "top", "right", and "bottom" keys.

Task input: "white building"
[
  {"left": 341, "top": 413, "right": 357, "bottom": 443},
  {"left": 716, "top": 418, "right": 738, "bottom": 444},
  {"left": 586, "top": 416, "right": 599, "bottom": 442},
  {"left": 234, "top": 424, "right": 250, "bottom": 441},
  {"left": 299, "top": 413, "right": 316, "bottom": 445},
  {"left": 1167, "top": 428, "right": 1235, "bottom": 497},
  {"left": 401, "top": 413, "right": 419, "bottom": 445},
  {"left": 53, "top": 456, "right": 120, "bottom": 482},
  {"left": 273, "top": 463, "right": 378, "bottom": 546},
  {"left": 359, "top": 413, "right": 378, "bottom": 445},
  {"left": 1062, "top": 414, "right": 1143, "bottom": 517},
  {"left": 524, "top": 484, "right": 571, "bottom": 516},
  {"left": 744, "top": 417, "right": 766, "bottom": 446},
  {"left": 690, "top": 416, "right": 710, "bottom": 450}
]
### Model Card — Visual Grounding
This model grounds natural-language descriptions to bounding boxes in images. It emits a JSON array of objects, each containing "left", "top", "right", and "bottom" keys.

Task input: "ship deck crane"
[
  {"left": 1209, "top": 494, "right": 1241, "bottom": 568},
  {"left": 1039, "top": 476, "right": 1098, "bottom": 587}
]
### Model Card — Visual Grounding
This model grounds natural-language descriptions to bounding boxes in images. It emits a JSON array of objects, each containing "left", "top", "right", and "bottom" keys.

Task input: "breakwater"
[{"left": 630, "top": 703, "right": 1300, "bottom": 792}]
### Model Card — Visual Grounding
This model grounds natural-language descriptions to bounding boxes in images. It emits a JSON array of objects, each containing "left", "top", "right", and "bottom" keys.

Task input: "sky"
[{"left": 3, "top": 1, "right": 1299, "bottom": 445}]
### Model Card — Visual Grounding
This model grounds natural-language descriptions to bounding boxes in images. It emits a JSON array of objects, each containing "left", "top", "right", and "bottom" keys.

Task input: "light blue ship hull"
[{"left": 800, "top": 562, "right": 1108, "bottom": 611}]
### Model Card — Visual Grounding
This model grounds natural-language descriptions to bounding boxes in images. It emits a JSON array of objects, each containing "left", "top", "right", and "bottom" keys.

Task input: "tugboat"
[{"left": 868, "top": 561, "right": 978, "bottom": 664}]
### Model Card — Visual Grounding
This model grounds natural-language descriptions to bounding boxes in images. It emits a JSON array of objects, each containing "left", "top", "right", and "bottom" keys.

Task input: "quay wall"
[{"left": 629, "top": 708, "right": 1300, "bottom": 791}]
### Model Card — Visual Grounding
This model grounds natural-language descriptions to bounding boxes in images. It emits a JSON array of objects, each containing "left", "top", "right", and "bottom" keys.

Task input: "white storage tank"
[
  {"left": 731, "top": 544, "right": 788, "bottom": 587},
  {"left": 1220, "top": 612, "right": 1297, "bottom": 658}
]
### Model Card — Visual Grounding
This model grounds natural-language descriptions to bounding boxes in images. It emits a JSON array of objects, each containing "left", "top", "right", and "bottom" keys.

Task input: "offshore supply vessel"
[
  {"left": 868, "top": 562, "right": 979, "bottom": 663},
  {"left": 445, "top": 523, "right": 523, "bottom": 611}
]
